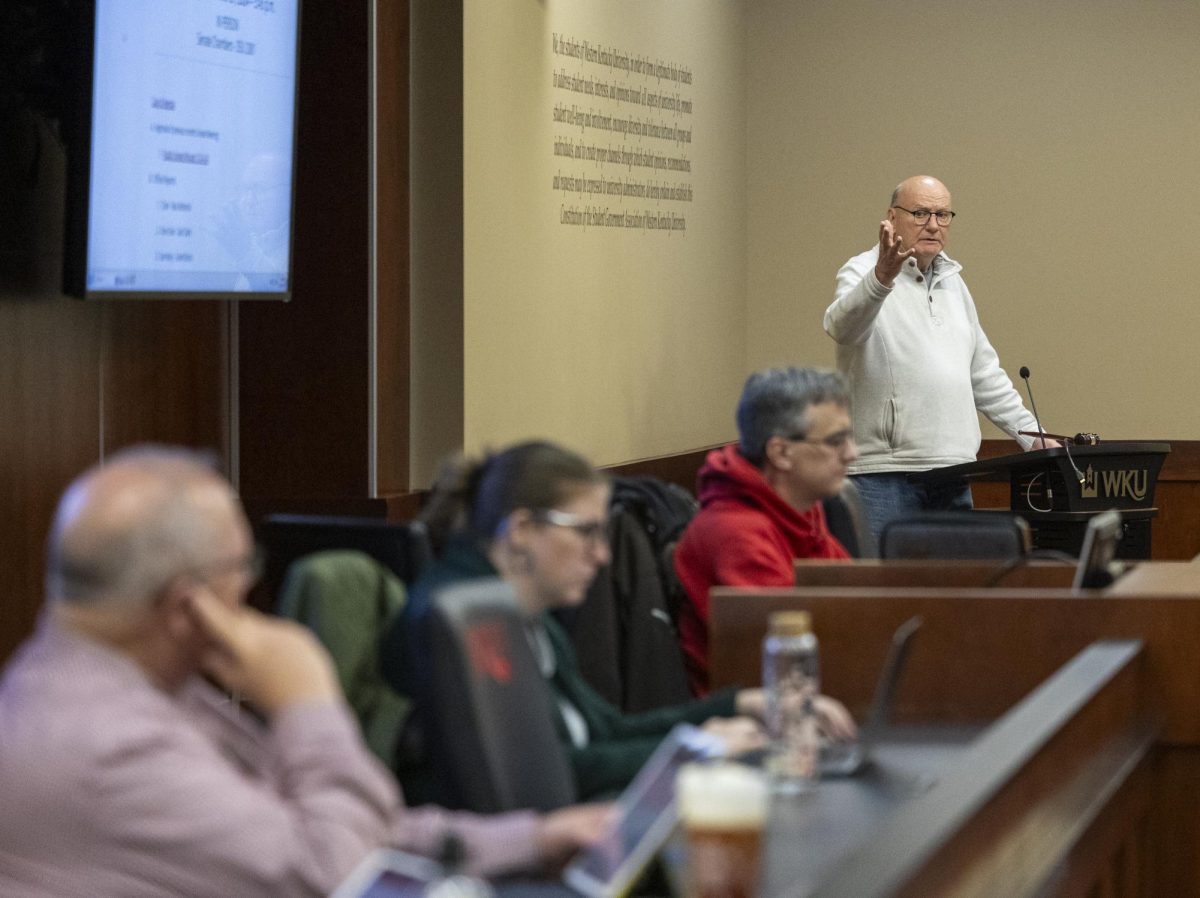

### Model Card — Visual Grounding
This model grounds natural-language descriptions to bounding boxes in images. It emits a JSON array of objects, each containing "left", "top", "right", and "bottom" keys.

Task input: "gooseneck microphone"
[
  {"left": 1018, "top": 366, "right": 1044, "bottom": 446},
  {"left": 1020, "top": 365, "right": 1085, "bottom": 485}
]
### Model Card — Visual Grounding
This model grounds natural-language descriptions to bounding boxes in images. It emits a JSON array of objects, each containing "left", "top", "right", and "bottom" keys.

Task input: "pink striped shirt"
[{"left": 0, "top": 619, "right": 540, "bottom": 897}]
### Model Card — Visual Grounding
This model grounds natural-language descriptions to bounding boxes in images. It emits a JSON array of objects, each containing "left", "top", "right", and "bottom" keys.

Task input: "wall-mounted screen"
[{"left": 66, "top": 0, "right": 300, "bottom": 300}]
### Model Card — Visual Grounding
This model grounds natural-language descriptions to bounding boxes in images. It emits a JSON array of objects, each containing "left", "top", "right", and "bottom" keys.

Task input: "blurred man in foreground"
[{"left": 0, "top": 446, "right": 603, "bottom": 897}]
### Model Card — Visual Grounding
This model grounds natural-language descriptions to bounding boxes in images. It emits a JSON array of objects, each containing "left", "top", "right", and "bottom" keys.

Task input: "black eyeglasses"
[
  {"left": 533, "top": 509, "right": 609, "bottom": 546},
  {"left": 892, "top": 205, "right": 955, "bottom": 226},
  {"left": 784, "top": 430, "right": 856, "bottom": 451}
]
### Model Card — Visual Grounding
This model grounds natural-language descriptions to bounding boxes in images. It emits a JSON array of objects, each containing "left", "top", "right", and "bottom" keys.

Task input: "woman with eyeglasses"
[{"left": 381, "top": 440, "right": 854, "bottom": 801}]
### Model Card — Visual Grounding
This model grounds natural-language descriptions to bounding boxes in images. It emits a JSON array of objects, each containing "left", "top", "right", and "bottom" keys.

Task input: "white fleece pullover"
[{"left": 824, "top": 245, "right": 1038, "bottom": 475}]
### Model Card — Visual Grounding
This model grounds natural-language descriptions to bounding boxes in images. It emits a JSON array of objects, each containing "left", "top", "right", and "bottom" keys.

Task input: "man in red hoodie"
[{"left": 674, "top": 368, "right": 857, "bottom": 694}]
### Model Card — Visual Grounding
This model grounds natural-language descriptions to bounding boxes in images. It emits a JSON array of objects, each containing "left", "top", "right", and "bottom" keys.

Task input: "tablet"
[
  {"left": 329, "top": 849, "right": 439, "bottom": 898},
  {"left": 562, "top": 724, "right": 723, "bottom": 898}
]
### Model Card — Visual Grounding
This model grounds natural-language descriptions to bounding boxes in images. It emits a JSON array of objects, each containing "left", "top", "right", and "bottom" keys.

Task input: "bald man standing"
[
  {"left": 824, "top": 176, "right": 1056, "bottom": 540},
  {"left": 0, "top": 446, "right": 603, "bottom": 897}
]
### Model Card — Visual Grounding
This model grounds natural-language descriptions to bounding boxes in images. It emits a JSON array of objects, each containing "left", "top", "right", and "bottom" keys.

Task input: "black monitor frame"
[{"left": 64, "top": 1, "right": 302, "bottom": 301}]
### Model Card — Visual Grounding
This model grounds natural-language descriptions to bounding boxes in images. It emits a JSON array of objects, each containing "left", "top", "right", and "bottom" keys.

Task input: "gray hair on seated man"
[
  {"left": 46, "top": 446, "right": 233, "bottom": 605},
  {"left": 736, "top": 367, "right": 850, "bottom": 467}
]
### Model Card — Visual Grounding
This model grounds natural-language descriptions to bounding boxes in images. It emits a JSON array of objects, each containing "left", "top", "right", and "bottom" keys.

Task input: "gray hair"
[
  {"left": 46, "top": 445, "right": 232, "bottom": 605},
  {"left": 736, "top": 367, "right": 849, "bottom": 466}
]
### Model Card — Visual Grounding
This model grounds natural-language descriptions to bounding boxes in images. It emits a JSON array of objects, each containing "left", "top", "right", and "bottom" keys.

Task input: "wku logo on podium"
[{"left": 1080, "top": 465, "right": 1148, "bottom": 502}]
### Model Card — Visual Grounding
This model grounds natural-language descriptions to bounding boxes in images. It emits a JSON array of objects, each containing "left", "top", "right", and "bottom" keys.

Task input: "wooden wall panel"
[
  {"left": 2, "top": 1, "right": 404, "bottom": 668},
  {"left": 238, "top": 1, "right": 372, "bottom": 504},
  {"left": 0, "top": 291, "right": 228, "bottom": 665},
  {"left": 375, "top": 0, "right": 411, "bottom": 496},
  {"left": 0, "top": 296, "right": 103, "bottom": 663},
  {"left": 0, "top": 298, "right": 228, "bottom": 665},
  {"left": 606, "top": 445, "right": 717, "bottom": 492},
  {"left": 101, "top": 302, "right": 228, "bottom": 456},
  {"left": 1153, "top": 482, "right": 1200, "bottom": 561}
]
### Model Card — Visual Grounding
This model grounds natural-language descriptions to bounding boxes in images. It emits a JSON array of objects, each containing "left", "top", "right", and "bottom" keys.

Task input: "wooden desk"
[
  {"left": 762, "top": 729, "right": 974, "bottom": 897},
  {"left": 1105, "top": 560, "right": 1200, "bottom": 595},
  {"left": 795, "top": 558, "right": 1200, "bottom": 594},
  {"left": 710, "top": 573, "right": 1200, "bottom": 896},
  {"left": 760, "top": 642, "right": 1150, "bottom": 898},
  {"left": 713, "top": 589, "right": 1200, "bottom": 741},
  {"left": 794, "top": 559, "right": 1076, "bottom": 589}
]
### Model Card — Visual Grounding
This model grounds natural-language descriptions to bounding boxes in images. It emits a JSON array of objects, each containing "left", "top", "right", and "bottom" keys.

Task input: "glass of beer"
[{"left": 676, "top": 762, "right": 769, "bottom": 898}]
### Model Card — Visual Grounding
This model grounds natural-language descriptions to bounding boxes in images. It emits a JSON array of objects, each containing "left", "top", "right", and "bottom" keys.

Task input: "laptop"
[
  {"left": 333, "top": 724, "right": 723, "bottom": 898},
  {"left": 562, "top": 723, "right": 724, "bottom": 898},
  {"left": 1072, "top": 510, "right": 1123, "bottom": 590},
  {"left": 332, "top": 851, "right": 587, "bottom": 898},
  {"left": 329, "top": 850, "right": 438, "bottom": 898},
  {"left": 818, "top": 615, "right": 922, "bottom": 777}
]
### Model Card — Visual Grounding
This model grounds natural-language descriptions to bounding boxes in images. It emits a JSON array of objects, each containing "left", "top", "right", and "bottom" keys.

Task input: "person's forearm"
[
  {"left": 825, "top": 266, "right": 891, "bottom": 345},
  {"left": 393, "top": 806, "right": 542, "bottom": 876},
  {"left": 266, "top": 702, "right": 401, "bottom": 890}
]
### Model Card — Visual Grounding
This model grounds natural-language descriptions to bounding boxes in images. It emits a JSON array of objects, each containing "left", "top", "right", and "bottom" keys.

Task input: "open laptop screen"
[
  {"left": 1072, "top": 510, "right": 1122, "bottom": 590},
  {"left": 563, "top": 724, "right": 723, "bottom": 898},
  {"left": 820, "top": 615, "right": 922, "bottom": 777}
]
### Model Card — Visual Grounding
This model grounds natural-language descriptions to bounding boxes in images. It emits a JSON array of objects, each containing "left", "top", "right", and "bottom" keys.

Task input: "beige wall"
[
  {"left": 457, "top": 0, "right": 746, "bottom": 473},
  {"left": 416, "top": 1, "right": 1200, "bottom": 486},
  {"left": 747, "top": 0, "right": 1200, "bottom": 441}
]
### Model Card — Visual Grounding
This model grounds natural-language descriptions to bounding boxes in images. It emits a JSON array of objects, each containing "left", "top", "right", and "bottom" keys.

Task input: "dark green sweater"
[{"left": 380, "top": 537, "right": 738, "bottom": 800}]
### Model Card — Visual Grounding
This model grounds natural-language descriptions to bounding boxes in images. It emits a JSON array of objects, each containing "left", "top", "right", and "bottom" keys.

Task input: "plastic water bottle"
[{"left": 762, "top": 610, "right": 820, "bottom": 792}]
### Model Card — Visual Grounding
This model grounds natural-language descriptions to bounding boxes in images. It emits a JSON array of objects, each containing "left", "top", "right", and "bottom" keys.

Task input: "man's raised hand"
[{"left": 874, "top": 219, "right": 916, "bottom": 288}]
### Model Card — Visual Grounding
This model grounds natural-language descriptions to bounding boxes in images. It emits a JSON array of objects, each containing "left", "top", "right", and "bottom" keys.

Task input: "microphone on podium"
[
  {"left": 1019, "top": 365, "right": 1085, "bottom": 485},
  {"left": 1017, "top": 366, "right": 1044, "bottom": 446}
]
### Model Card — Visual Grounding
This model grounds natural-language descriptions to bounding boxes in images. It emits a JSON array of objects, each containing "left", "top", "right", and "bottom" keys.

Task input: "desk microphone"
[
  {"left": 1019, "top": 365, "right": 1085, "bottom": 485},
  {"left": 1017, "top": 366, "right": 1045, "bottom": 447}
]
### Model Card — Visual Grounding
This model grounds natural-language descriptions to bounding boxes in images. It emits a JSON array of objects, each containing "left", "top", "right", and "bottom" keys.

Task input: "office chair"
[
  {"left": 823, "top": 479, "right": 877, "bottom": 558},
  {"left": 256, "top": 514, "right": 434, "bottom": 607},
  {"left": 426, "top": 578, "right": 578, "bottom": 813},
  {"left": 276, "top": 550, "right": 411, "bottom": 765},
  {"left": 879, "top": 512, "right": 1030, "bottom": 561}
]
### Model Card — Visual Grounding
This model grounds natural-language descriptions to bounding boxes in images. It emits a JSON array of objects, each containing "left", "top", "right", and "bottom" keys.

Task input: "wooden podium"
[{"left": 908, "top": 442, "right": 1170, "bottom": 559}]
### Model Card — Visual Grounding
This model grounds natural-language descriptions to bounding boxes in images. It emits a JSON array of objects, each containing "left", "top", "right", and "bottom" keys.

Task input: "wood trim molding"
[
  {"left": 603, "top": 443, "right": 726, "bottom": 492},
  {"left": 610, "top": 440, "right": 1200, "bottom": 489},
  {"left": 373, "top": 0, "right": 411, "bottom": 495},
  {"left": 377, "top": 440, "right": 1200, "bottom": 559}
]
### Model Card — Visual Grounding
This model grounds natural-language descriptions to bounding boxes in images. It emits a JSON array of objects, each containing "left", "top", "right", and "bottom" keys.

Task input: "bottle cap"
[{"left": 769, "top": 610, "right": 812, "bottom": 637}]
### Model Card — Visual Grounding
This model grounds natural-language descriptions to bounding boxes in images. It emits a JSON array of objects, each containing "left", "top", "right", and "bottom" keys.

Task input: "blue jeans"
[{"left": 850, "top": 472, "right": 973, "bottom": 544}]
